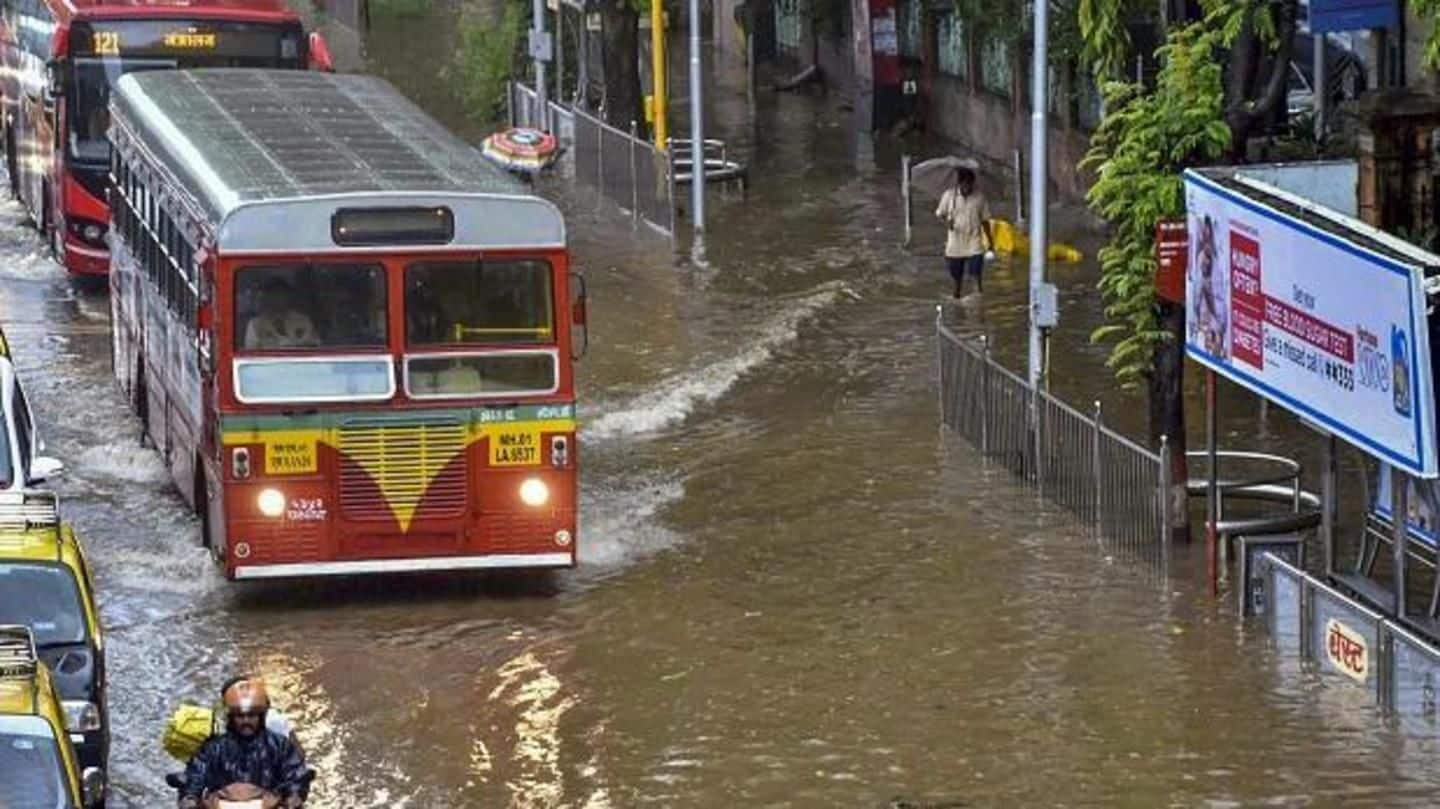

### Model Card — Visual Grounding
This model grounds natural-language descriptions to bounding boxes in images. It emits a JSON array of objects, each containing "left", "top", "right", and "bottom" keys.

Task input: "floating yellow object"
[{"left": 987, "top": 218, "right": 1084, "bottom": 263}]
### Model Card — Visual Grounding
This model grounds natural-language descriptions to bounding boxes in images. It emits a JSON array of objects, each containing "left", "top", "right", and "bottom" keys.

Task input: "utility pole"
[
  {"left": 1027, "top": 0, "right": 1048, "bottom": 388},
  {"left": 530, "top": 0, "right": 550, "bottom": 129},
  {"left": 689, "top": 0, "right": 705, "bottom": 236},
  {"left": 1314, "top": 31, "right": 1326, "bottom": 140},
  {"left": 652, "top": 0, "right": 668, "bottom": 149}
]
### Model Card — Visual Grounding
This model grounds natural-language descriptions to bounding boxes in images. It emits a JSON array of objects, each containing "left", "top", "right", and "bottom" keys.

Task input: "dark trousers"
[{"left": 946, "top": 254, "right": 985, "bottom": 293}]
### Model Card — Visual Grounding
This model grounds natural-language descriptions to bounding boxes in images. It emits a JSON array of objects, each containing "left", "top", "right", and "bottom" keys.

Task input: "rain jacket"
[{"left": 179, "top": 728, "right": 308, "bottom": 803}]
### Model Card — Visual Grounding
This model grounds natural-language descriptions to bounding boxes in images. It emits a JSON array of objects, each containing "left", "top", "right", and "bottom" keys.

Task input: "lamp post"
[
  {"left": 1026, "top": 0, "right": 1048, "bottom": 388},
  {"left": 530, "top": 0, "right": 550, "bottom": 129},
  {"left": 689, "top": 0, "right": 705, "bottom": 237}
]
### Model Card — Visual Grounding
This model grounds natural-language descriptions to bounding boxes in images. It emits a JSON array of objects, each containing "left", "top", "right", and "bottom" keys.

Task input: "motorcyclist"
[{"left": 177, "top": 678, "right": 309, "bottom": 809}]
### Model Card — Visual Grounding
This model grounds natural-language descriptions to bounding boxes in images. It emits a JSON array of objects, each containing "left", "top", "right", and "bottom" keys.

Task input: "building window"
[
  {"left": 937, "top": 12, "right": 966, "bottom": 78},
  {"left": 980, "top": 33, "right": 1012, "bottom": 97},
  {"left": 899, "top": 0, "right": 921, "bottom": 60},
  {"left": 776, "top": 0, "right": 804, "bottom": 51}
]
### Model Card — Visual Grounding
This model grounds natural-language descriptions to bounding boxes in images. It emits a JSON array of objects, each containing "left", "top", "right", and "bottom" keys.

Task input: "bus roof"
[
  {"left": 109, "top": 69, "right": 564, "bottom": 252},
  {"left": 51, "top": 0, "right": 299, "bottom": 24}
]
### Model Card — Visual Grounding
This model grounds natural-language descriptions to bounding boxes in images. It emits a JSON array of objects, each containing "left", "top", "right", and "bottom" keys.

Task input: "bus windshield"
[
  {"left": 403, "top": 260, "right": 557, "bottom": 398},
  {"left": 68, "top": 21, "right": 305, "bottom": 168},
  {"left": 0, "top": 717, "right": 72, "bottom": 809},
  {"left": 71, "top": 58, "right": 176, "bottom": 166},
  {"left": 405, "top": 260, "right": 554, "bottom": 346},
  {"left": 232, "top": 263, "right": 392, "bottom": 404}
]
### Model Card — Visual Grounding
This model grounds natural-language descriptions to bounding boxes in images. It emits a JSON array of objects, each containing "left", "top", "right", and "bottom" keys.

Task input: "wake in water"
[
  {"left": 576, "top": 475, "right": 685, "bottom": 570},
  {"left": 71, "top": 440, "right": 172, "bottom": 486},
  {"left": 583, "top": 280, "right": 853, "bottom": 441}
]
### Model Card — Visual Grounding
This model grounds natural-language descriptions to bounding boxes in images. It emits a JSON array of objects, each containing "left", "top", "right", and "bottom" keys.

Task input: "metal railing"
[
  {"left": 938, "top": 320, "right": 1170, "bottom": 569},
  {"left": 509, "top": 82, "right": 674, "bottom": 237},
  {"left": 1256, "top": 552, "right": 1440, "bottom": 723}
]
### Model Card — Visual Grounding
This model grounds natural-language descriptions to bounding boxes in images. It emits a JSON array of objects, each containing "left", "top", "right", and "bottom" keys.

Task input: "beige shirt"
[{"left": 937, "top": 188, "right": 991, "bottom": 258}]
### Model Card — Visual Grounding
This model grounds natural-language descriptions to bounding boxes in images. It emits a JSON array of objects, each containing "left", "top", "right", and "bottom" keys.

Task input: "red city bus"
[
  {"left": 0, "top": 0, "right": 331, "bottom": 275},
  {"left": 108, "top": 69, "right": 584, "bottom": 580}
]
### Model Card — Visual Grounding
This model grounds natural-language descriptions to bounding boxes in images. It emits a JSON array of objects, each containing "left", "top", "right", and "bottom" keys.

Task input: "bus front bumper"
[{"left": 233, "top": 552, "right": 575, "bottom": 580}]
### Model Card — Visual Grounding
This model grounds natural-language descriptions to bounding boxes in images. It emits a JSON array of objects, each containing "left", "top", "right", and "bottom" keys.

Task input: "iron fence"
[
  {"left": 509, "top": 82, "right": 542, "bottom": 130},
  {"left": 938, "top": 320, "right": 1169, "bottom": 569},
  {"left": 509, "top": 82, "right": 674, "bottom": 237},
  {"left": 571, "top": 106, "right": 674, "bottom": 235},
  {"left": 1256, "top": 552, "right": 1440, "bottom": 724}
]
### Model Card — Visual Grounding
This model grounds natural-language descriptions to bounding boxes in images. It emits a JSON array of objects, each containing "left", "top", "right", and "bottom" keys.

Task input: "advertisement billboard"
[
  {"left": 1372, "top": 463, "right": 1440, "bottom": 548},
  {"left": 1310, "top": 0, "right": 1399, "bottom": 34},
  {"left": 1183, "top": 169, "right": 1438, "bottom": 478}
]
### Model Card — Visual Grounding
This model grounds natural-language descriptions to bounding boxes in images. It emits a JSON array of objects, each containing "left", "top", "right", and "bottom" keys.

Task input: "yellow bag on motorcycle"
[{"left": 162, "top": 703, "right": 216, "bottom": 762}]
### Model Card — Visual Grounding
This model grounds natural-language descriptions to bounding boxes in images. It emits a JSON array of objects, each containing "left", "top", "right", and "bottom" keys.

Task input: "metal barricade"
[
  {"left": 509, "top": 83, "right": 540, "bottom": 130},
  {"left": 1389, "top": 623, "right": 1440, "bottom": 730},
  {"left": 937, "top": 320, "right": 1168, "bottom": 571},
  {"left": 1308, "top": 578, "right": 1385, "bottom": 700},
  {"left": 507, "top": 82, "right": 673, "bottom": 237},
  {"left": 1257, "top": 551, "right": 1440, "bottom": 723},
  {"left": 562, "top": 100, "right": 673, "bottom": 237},
  {"left": 1263, "top": 553, "right": 1306, "bottom": 658}
]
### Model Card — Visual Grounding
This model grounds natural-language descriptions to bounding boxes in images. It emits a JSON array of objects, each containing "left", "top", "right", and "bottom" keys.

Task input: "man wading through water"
[{"left": 936, "top": 167, "right": 994, "bottom": 300}]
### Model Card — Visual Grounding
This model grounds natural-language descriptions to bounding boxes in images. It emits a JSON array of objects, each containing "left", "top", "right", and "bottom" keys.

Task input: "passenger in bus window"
[
  {"left": 326, "top": 272, "right": 386, "bottom": 346},
  {"left": 244, "top": 279, "right": 319, "bottom": 349}
]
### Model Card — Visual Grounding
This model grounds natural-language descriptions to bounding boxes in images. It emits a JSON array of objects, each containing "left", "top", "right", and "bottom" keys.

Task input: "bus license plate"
[{"left": 491, "top": 428, "right": 541, "bottom": 466}]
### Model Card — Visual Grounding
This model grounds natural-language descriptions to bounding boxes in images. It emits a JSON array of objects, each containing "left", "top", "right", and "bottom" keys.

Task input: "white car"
[{"left": 0, "top": 330, "right": 64, "bottom": 490}]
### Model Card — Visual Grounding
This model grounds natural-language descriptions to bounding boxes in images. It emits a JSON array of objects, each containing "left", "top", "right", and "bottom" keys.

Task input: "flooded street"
[{"left": 2, "top": 4, "right": 1440, "bottom": 806}]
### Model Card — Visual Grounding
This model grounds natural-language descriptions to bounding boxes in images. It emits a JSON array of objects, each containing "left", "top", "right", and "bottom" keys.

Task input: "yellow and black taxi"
[
  {"left": 0, "top": 624, "right": 104, "bottom": 808},
  {"left": 0, "top": 491, "right": 107, "bottom": 806}
]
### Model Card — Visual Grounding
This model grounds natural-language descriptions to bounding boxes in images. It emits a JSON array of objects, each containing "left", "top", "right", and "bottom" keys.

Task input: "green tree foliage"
[
  {"left": 368, "top": 0, "right": 432, "bottom": 19},
  {"left": 1077, "top": 0, "right": 1133, "bottom": 77},
  {"left": 950, "top": 0, "right": 1088, "bottom": 61},
  {"left": 1081, "top": 18, "right": 1231, "bottom": 385},
  {"left": 1412, "top": 0, "right": 1440, "bottom": 69},
  {"left": 458, "top": 0, "right": 527, "bottom": 125}
]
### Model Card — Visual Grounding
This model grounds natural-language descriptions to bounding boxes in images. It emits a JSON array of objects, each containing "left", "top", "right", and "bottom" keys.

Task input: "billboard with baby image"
[{"left": 1183, "top": 169, "right": 1438, "bottom": 478}]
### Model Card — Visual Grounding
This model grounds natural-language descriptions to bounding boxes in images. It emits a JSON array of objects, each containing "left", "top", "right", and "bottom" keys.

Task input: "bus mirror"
[
  {"left": 44, "top": 60, "right": 63, "bottom": 99},
  {"left": 569, "top": 272, "right": 588, "bottom": 360},
  {"left": 309, "top": 32, "right": 335, "bottom": 72}
]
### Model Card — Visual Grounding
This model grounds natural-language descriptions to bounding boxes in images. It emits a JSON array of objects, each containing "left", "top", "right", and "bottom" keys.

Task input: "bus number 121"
[{"left": 94, "top": 31, "right": 121, "bottom": 55}]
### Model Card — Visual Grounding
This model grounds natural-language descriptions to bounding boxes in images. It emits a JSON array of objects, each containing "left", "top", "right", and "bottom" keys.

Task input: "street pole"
[
  {"left": 652, "top": 0, "right": 668, "bottom": 149},
  {"left": 1027, "top": 0, "right": 1048, "bottom": 389},
  {"left": 689, "top": 0, "right": 705, "bottom": 237},
  {"left": 531, "top": 0, "right": 549, "bottom": 129},
  {"left": 1313, "top": 32, "right": 1326, "bottom": 141}
]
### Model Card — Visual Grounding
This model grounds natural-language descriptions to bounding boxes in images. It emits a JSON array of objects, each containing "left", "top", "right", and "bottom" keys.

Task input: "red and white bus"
[
  {"left": 108, "top": 69, "right": 584, "bottom": 580},
  {"left": 0, "top": 0, "right": 330, "bottom": 275}
]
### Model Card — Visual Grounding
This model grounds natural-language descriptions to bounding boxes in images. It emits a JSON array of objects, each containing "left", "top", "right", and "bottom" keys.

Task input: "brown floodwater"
[{"left": 0, "top": 1, "right": 1434, "bottom": 805}]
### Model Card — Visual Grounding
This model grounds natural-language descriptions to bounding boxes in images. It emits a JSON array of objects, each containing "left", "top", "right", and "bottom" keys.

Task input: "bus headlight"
[
  {"left": 61, "top": 700, "right": 101, "bottom": 733},
  {"left": 257, "top": 488, "right": 286, "bottom": 518},
  {"left": 519, "top": 478, "right": 550, "bottom": 507}
]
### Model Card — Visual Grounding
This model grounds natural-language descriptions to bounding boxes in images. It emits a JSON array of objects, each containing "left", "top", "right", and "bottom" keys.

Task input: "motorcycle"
[{"left": 164, "top": 772, "right": 311, "bottom": 809}]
